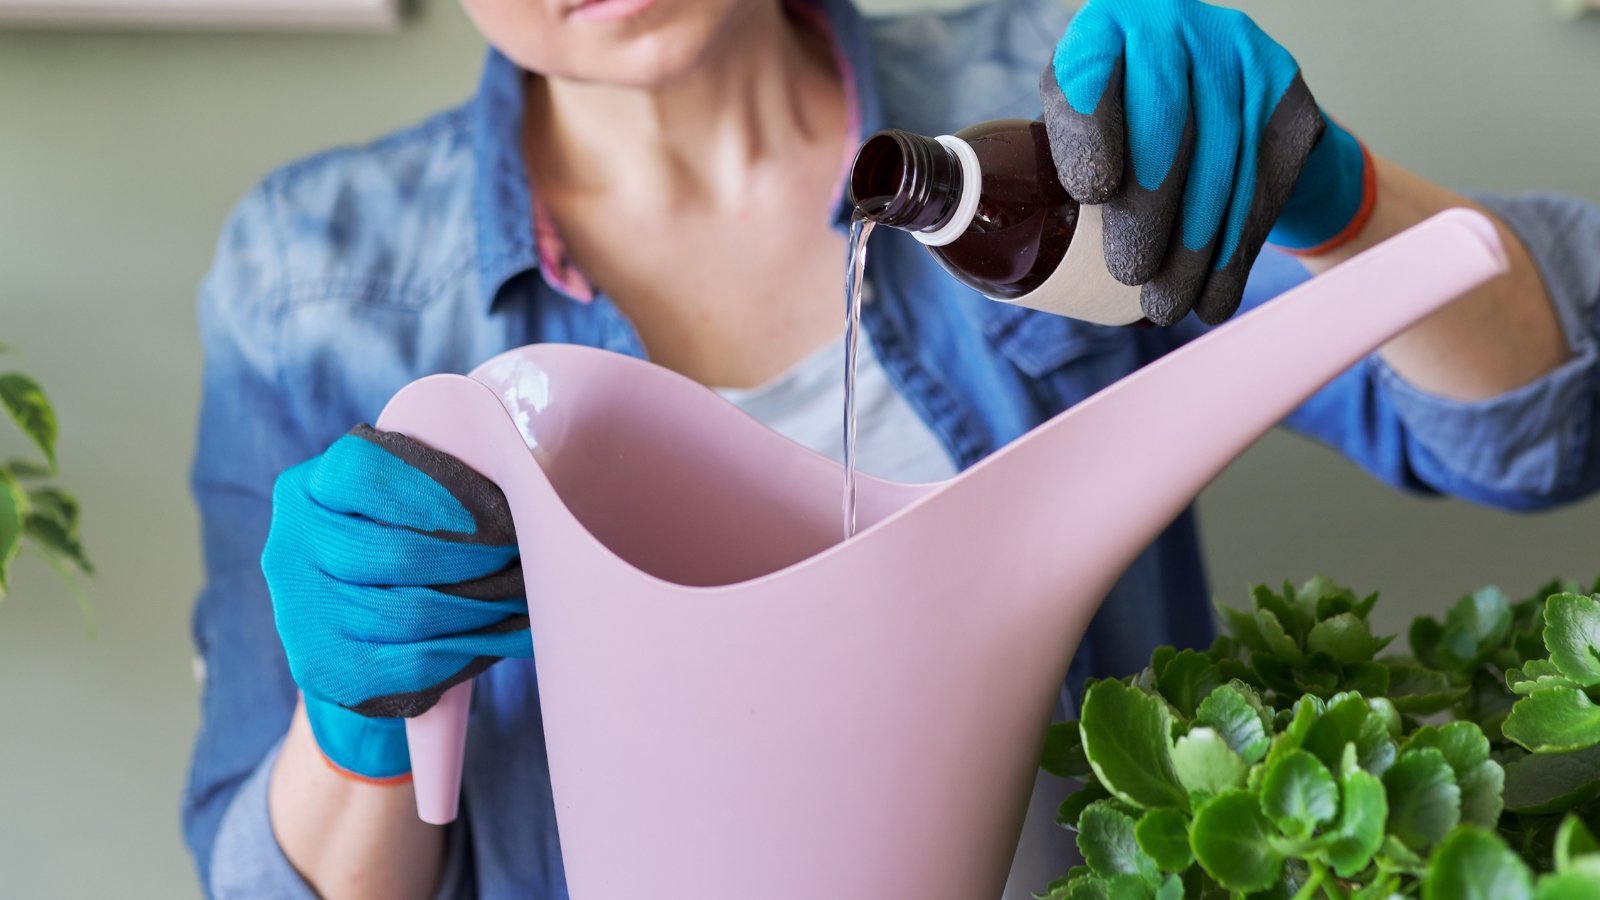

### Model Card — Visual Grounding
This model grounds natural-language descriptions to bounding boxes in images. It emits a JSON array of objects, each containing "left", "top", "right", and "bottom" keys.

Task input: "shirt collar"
[{"left": 468, "top": 0, "right": 886, "bottom": 312}]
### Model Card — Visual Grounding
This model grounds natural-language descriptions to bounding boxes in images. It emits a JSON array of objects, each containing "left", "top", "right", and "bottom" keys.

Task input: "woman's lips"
[{"left": 567, "top": 0, "right": 657, "bottom": 22}]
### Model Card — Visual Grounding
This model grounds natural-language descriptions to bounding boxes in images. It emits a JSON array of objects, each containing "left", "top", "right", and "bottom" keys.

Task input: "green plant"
[
  {"left": 1037, "top": 577, "right": 1600, "bottom": 899},
  {"left": 1, "top": 345, "right": 92, "bottom": 614}
]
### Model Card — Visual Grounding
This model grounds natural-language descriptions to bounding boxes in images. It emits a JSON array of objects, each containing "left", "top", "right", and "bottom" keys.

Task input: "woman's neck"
[{"left": 525, "top": 1, "right": 844, "bottom": 212}]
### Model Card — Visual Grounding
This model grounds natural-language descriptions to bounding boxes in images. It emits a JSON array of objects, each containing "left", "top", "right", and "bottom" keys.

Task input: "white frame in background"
[{"left": 0, "top": 0, "right": 399, "bottom": 30}]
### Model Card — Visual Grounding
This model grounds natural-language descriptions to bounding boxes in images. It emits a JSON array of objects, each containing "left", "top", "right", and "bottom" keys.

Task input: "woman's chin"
[{"left": 538, "top": 32, "right": 721, "bottom": 89}]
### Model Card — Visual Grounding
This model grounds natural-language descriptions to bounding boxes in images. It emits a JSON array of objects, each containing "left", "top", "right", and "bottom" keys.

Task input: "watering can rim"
[{"left": 392, "top": 207, "right": 1505, "bottom": 597}]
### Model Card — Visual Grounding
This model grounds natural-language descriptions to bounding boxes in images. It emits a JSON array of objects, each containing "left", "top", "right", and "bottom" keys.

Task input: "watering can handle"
[{"left": 407, "top": 680, "right": 473, "bottom": 824}]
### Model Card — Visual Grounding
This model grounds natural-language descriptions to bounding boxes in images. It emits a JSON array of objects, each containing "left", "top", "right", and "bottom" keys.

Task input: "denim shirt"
[{"left": 182, "top": 0, "right": 1600, "bottom": 895}]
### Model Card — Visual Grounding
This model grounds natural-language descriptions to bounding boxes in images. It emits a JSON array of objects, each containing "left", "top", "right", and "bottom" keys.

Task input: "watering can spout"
[
  {"left": 956, "top": 209, "right": 1509, "bottom": 614},
  {"left": 376, "top": 209, "right": 1507, "bottom": 899}
]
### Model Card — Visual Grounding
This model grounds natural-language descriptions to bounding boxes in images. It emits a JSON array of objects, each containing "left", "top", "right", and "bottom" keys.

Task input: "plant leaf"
[
  {"left": 1384, "top": 747, "right": 1461, "bottom": 852},
  {"left": 0, "top": 469, "right": 24, "bottom": 598},
  {"left": 1322, "top": 766, "right": 1388, "bottom": 878},
  {"left": 1343, "top": 660, "right": 1391, "bottom": 698},
  {"left": 1260, "top": 749, "right": 1338, "bottom": 839},
  {"left": 1554, "top": 814, "right": 1600, "bottom": 873},
  {"left": 1195, "top": 683, "right": 1271, "bottom": 765},
  {"left": 4, "top": 458, "right": 51, "bottom": 479},
  {"left": 1102, "top": 874, "right": 1156, "bottom": 900},
  {"left": 0, "top": 373, "right": 57, "bottom": 471},
  {"left": 1463, "top": 668, "right": 1518, "bottom": 743},
  {"left": 1134, "top": 808, "right": 1192, "bottom": 873},
  {"left": 1058, "top": 779, "right": 1112, "bottom": 830},
  {"left": 1534, "top": 871, "right": 1600, "bottom": 900},
  {"left": 1503, "top": 688, "right": 1600, "bottom": 753},
  {"left": 1218, "top": 603, "right": 1269, "bottom": 653},
  {"left": 1412, "top": 616, "right": 1446, "bottom": 669},
  {"left": 1080, "top": 681, "right": 1189, "bottom": 811},
  {"left": 1436, "top": 588, "right": 1514, "bottom": 670},
  {"left": 1153, "top": 650, "right": 1221, "bottom": 719},
  {"left": 1543, "top": 593, "right": 1600, "bottom": 688},
  {"left": 1078, "top": 802, "right": 1159, "bottom": 884},
  {"left": 1256, "top": 609, "right": 1305, "bottom": 664},
  {"left": 1306, "top": 613, "right": 1392, "bottom": 665},
  {"left": 1379, "top": 834, "right": 1428, "bottom": 875},
  {"left": 1170, "top": 727, "right": 1247, "bottom": 804},
  {"left": 1509, "top": 659, "right": 1580, "bottom": 696},
  {"left": 1189, "top": 790, "right": 1285, "bottom": 893},
  {"left": 1043, "top": 721, "right": 1091, "bottom": 779},
  {"left": 1256, "top": 584, "right": 1312, "bottom": 643},
  {"left": 1422, "top": 827, "right": 1533, "bottom": 900},
  {"left": 1502, "top": 744, "right": 1600, "bottom": 815},
  {"left": 22, "top": 486, "right": 91, "bottom": 575},
  {"left": 1303, "top": 694, "right": 1396, "bottom": 777},
  {"left": 1403, "top": 722, "right": 1504, "bottom": 828}
]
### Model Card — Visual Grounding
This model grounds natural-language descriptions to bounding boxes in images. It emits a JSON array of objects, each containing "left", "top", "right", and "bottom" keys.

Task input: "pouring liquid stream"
[{"left": 842, "top": 210, "right": 875, "bottom": 540}]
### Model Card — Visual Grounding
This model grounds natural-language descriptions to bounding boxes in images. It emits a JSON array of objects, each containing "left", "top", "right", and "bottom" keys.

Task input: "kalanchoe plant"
[
  {"left": 1037, "top": 577, "right": 1600, "bottom": 899},
  {"left": 0, "top": 344, "right": 92, "bottom": 614}
]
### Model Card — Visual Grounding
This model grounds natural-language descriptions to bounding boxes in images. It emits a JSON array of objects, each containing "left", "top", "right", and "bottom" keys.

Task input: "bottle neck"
[{"left": 849, "top": 129, "right": 967, "bottom": 234}]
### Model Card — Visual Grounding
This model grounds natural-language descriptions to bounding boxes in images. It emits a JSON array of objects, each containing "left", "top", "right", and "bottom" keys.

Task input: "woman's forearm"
[
  {"left": 1299, "top": 155, "right": 1570, "bottom": 401},
  {"left": 268, "top": 700, "right": 445, "bottom": 900}
]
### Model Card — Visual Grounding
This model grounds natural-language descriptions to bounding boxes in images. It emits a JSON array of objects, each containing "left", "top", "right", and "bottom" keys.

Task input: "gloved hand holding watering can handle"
[
  {"left": 1042, "top": 0, "right": 1372, "bottom": 326},
  {"left": 262, "top": 424, "right": 529, "bottom": 783}
]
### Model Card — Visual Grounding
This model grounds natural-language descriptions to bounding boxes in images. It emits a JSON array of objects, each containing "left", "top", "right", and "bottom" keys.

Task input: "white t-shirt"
[{"left": 714, "top": 325, "right": 957, "bottom": 485}]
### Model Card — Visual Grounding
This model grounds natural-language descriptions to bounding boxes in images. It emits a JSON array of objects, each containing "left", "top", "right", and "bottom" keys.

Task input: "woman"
[{"left": 183, "top": 0, "right": 1600, "bottom": 896}]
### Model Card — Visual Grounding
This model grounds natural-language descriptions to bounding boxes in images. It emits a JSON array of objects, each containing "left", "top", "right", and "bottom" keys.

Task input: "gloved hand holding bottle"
[
  {"left": 262, "top": 424, "right": 529, "bottom": 782},
  {"left": 1041, "top": 0, "right": 1375, "bottom": 325}
]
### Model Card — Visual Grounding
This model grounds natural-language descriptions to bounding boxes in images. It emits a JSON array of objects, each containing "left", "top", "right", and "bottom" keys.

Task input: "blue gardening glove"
[
  {"left": 1042, "top": 0, "right": 1373, "bottom": 325},
  {"left": 262, "top": 425, "right": 529, "bottom": 781}
]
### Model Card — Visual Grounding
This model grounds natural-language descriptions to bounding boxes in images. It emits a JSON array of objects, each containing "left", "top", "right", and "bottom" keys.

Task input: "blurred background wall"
[{"left": 0, "top": 1, "right": 1595, "bottom": 896}]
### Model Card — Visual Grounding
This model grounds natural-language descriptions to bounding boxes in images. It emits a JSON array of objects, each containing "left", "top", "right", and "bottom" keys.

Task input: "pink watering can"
[{"left": 376, "top": 209, "right": 1508, "bottom": 899}]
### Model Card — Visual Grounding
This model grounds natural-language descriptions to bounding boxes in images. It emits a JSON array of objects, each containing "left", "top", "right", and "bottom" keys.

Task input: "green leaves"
[
  {"left": 1045, "top": 577, "right": 1600, "bottom": 899},
  {"left": 1553, "top": 815, "right": 1600, "bottom": 872},
  {"left": 0, "top": 372, "right": 57, "bottom": 471},
  {"left": 1170, "top": 727, "right": 1246, "bottom": 802},
  {"left": 0, "top": 358, "right": 89, "bottom": 607},
  {"left": 1536, "top": 817, "right": 1600, "bottom": 899},
  {"left": 1323, "top": 762, "right": 1389, "bottom": 877},
  {"left": 1384, "top": 748, "right": 1462, "bottom": 852},
  {"left": 0, "top": 469, "right": 23, "bottom": 597},
  {"left": 1308, "top": 613, "right": 1392, "bottom": 664},
  {"left": 1504, "top": 688, "right": 1600, "bottom": 753},
  {"left": 1502, "top": 744, "right": 1600, "bottom": 815},
  {"left": 1080, "top": 680, "right": 1188, "bottom": 810},
  {"left": 1133, "top": 808, "right": 1192, "bottom": 872},
  {"left": 1385, "top": 660, "right": 1467, "bottom": 714},
  {"left": 1416, "top": 588, "right": 1514, "bottom": 672},
  {"left": 1403, "top": 723, "right": 1504, "bottom": 828},
  {"left": 1079, "top": 804, "right": 1159, "bottom": 883},
  {"left": 1195, "top": 683, "right": 1271, "bottom": 764},
  {"left": 1151, "top": 649, "right": 1221, "bottom": 719},
  {"left": 1303, "top": 694, "right": 1395, "bottom": 777},
  {"left": 1043, "top": 721, "right": 1091, "bottom": 779},
  {"left": 1190, "top": 790, "right": 1285, "bottom": 892},
  {"left": 1543, "top": 594, "right": 1600, "bottom": 688},
  {"left": 1424, "top": 827, "right": 1533, "bottom": 900},
  {"left": 1260, "top": 750, "right": 1338, "bottom": 839}
]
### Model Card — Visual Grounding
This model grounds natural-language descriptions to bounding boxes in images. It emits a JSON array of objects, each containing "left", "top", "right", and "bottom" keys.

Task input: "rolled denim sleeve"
[
  {"left": 209, "top": 744, "right": 318, "bottom": 899},
  {"left": 1361, "top": 193, "right": 1600, "bottom": 509},
  {"left": 1186, "top": 193, "right": 1600, "bottom": 512}
]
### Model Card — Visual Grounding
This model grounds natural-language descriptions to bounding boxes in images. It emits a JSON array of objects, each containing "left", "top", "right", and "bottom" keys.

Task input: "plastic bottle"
[{"left": 848, "top": 119, "right": 1143, "bottom": 325}]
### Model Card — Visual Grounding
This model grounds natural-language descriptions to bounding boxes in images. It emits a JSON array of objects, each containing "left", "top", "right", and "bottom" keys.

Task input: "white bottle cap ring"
[{"left": 913, "top": 135, "right": 982, "bottom": 248}]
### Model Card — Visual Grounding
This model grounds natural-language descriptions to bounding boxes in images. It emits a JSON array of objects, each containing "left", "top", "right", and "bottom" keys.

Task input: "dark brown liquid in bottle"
[{"left": 848, "top": 119, "right": 1079, "bottom": 300}]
